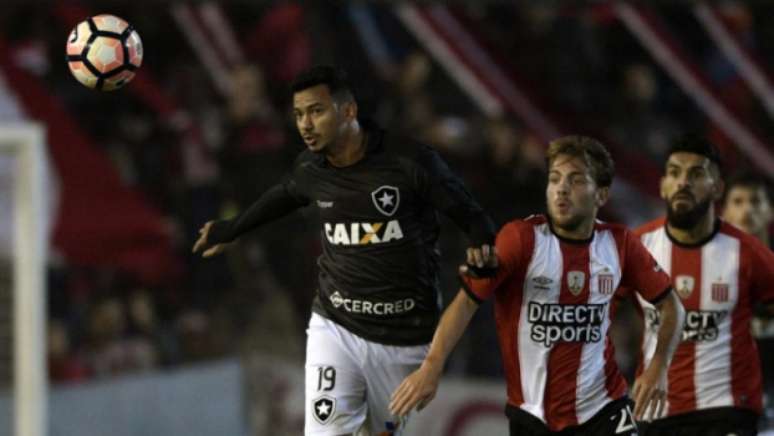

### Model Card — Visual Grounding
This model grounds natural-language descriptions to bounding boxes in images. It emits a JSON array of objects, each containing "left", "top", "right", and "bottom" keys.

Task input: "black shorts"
[
  {"left": 637, "top": 407, "right": 758, "bottom": 436},
  {"left": 507, "top": 397, "right": 638, "bottom": 436}
]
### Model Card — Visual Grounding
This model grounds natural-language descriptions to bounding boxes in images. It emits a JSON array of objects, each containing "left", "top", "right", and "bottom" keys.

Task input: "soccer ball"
[{"left": 66, "top": 14, "right": 143, "bottom": 91}]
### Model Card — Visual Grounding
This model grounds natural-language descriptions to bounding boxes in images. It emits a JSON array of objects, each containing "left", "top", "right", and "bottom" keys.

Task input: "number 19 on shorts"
[{"left": 317, "top": 366, "right": 336, "bottom": 391}]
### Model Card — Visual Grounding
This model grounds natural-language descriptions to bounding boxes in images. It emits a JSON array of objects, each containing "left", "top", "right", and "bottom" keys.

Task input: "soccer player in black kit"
[{"left": 193, "top": 66, "right": 496, "bottom": 435}]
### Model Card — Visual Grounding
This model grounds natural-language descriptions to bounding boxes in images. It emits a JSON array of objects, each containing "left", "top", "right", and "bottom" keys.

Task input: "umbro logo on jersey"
[
  {"left": 675, "top": 275, "right": 694, "bottom": 299},
  {"left": 531, "top": 276, "right": 553, "bottom": 290},
  {"left": 312, "top": 395, "right": 336, "bottom": 425},
  {"left": 567, "top": 271, "right": 585, "bottom": 296},
  {"left": 324, "top": 221, "right": 404, "bottom": 245},
  {"left": 371, "top": 185, "right": 400, "bottom": 216}
]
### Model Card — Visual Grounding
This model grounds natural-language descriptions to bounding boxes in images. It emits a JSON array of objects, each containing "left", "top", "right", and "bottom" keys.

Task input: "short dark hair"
[
  {"left": 668, "top": 134, "right": 722, "bottom": 169},
  {"left": 724, "top": 171, "right": 771, "bottom": 203},
  {"left": 546, "top": 135, "right": 615, "bottom": 187},
  {"left": 290, "top": 65, "right": 354, "bottom": 102}
]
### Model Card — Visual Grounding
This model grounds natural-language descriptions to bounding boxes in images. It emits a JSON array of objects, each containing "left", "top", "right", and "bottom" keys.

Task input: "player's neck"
[
  {"left": 666, "top": 210, "right": 716, "bottom": 245},
  {"left": 551, "top": 217, "right": 595, "bottom": 242},
  {"left": 326, "top": 122, "right": 365, "bottom": 168}
]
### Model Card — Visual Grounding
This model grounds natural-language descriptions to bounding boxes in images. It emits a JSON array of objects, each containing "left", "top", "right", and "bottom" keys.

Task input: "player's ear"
[
  {"left": 344, "top": 100, "right": 358, "bottom": 120},
  {"left": 712, "top": 177, "right": 725, "bottom": 202},
  {"left": 659, "top": 175, "right": 669, "bottom": 201},
  {"left": 595, "top": 186, "right": 610, "bottom": 208}
]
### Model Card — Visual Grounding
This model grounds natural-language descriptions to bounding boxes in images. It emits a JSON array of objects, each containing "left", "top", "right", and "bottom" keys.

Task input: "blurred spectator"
[
  {"left": 85, "top": 297, "right": 157, "bottom": 377},
  {"left": 48, "top": 319, "right": 90, "bottom": 383}
]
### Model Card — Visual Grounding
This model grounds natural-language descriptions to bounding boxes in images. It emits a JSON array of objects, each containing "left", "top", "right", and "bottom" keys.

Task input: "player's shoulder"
[
  {"left": 632, "top": 217, "right": 667, "bottom": 238},
  {"left": 719, "top": 219, "right": 751, "bottom": 241},
  {"left": 382, "top": 131, "right": 437, "bottom": 163},
  {"left": 292, "top": 149, "right": 323, "bottom": 171},
  {"left": 366, "top": 121, "right": 439, "bottom": 162},
  {"left": 501, "top": 214, "right": 546, "bottom": 235},
  {"left": 720, "top": 220, "right": 774, "bottom": 258},
  {"left": 594, "top": 220, "right": 629, "bottom": 233},
  {"left": 592, "top": 221, "right": 638, "bottom": 248}
]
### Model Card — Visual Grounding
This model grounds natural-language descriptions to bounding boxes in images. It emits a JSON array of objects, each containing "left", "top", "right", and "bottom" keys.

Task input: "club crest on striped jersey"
[
  {"left": 371, "top": 185, "right": 400, "bottom": 217},
  {"left": 598, "top": 273, "right": 614, "bottom": 295},
  {"left": 675, "top": 275, "right": 694, "bottom": 299},
  {"left": 711, "top": 282, "right": 729, "bottom": 302},
  {"left": 567, "top": 271, "right": 585, "bottom": 296}
]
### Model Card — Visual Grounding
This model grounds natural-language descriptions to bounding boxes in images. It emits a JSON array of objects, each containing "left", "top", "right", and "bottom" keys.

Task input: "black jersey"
[{"left": 209, "top": 121, "right": 495, "bottom": 345}]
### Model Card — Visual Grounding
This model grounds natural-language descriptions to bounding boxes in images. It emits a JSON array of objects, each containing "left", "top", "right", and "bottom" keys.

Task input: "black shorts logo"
[{"left": 312, "top": 395, "right": 336, "bottom": 425}]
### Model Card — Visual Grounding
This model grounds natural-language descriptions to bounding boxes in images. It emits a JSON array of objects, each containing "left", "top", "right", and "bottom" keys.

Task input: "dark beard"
[{"left": 666, "top": 197, "right": 712, "bottom": 229}]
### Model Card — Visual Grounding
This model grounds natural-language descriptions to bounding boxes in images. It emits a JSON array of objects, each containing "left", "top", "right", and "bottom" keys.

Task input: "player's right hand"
[
  {"left": 192, "top": 221, "right": 229, "bottom": 258},
  {"left": 389, "top": 360, "right": 442, "bottom": 417},
  {"left": 460, "top": 244, "right": 498, "bottom": 278},
  {"left": 632, "top": 359, "right": 667, "bottom": 421}
]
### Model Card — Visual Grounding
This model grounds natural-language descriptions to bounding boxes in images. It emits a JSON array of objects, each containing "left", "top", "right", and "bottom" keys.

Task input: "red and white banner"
[
  {"left": 615, "top": 3, "right": 774, "bottom": 178},
  {"left": 693, "top": 3, "right": 774, "bottom": 119}
]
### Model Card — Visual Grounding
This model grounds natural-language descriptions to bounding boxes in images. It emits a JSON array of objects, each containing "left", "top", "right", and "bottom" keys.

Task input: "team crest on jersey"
[
  {"left": 598, "top": 273, "right": 614, "bottom": 295},
  {"left": 371, "top": 185, "right": 400, "bottom": 216},
  {"left": 567, "top": 271, "right": 585, "bottom": 296},
  {"left": 711, "top": 282, "right": 729, "bottom": 302},
  {"left": 312, "top": 395, "right": 336, "bottom": 425},
  {"left": 675, "top": 275, "right": 694, "bottom": 299}
]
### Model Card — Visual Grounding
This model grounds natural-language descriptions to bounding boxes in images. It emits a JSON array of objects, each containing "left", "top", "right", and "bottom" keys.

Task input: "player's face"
[
  {"left": 546, "top": 155, "right": 607, "bottom": 235},
  {"left": 660, "top": 152, "right": 722, "bottom": 229},
  {"left": 722, "top": 185, "right": 772, "bottom": 235},
  {"left": 293, "top": 85, "right": 351, "bottom": 153}
]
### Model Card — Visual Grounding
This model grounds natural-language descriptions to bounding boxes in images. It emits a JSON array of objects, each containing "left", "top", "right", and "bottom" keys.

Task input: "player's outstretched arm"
[
  {"left": 632, "top": 290, "right": 684, "bottom": 421},
  {"left": 389, "top": 289, "right": 479, "bottom": 416},
  {"left": 191, "top": 183, "right": 308, "bottom": 258}
]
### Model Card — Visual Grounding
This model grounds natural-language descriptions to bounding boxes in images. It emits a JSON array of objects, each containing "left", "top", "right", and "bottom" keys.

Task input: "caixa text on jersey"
[{"left": 324, "top": 220, "right": 404, "bottom": 245}]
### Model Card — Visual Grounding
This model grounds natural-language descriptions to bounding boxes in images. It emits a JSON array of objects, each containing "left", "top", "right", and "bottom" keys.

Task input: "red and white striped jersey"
[
  {"left": 632, "top": 218, "right": 774, "bottom": 417},
  {"left": 463, "top": 215, "right": 671, "bottom": 431}
]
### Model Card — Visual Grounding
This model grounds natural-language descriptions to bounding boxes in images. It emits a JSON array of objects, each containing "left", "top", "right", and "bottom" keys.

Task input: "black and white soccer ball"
[{"left": 66, "top": 14, "right": 143, "bottom": 91}]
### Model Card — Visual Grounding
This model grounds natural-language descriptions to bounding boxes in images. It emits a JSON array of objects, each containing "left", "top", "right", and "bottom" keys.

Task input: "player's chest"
[
  {"left": 668, "top": 261, "right": 740, "bottom": 312},
  {"left": 306, "top": 172, "right": 415, "bottom": 220},
  {"left": 648, "top": 240, "right": 742, "bottom": 311},
  {"left": 301, "top": 166, "right": 418, "bottom": 247},
  {"left": 523, "top": 237, "right": 623, "bottom": 303}
]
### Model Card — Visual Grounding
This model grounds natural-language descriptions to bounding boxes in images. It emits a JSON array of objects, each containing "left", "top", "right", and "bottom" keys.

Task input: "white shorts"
[{"left": 304, "top": 313, "right": 429, "bottom": 436}]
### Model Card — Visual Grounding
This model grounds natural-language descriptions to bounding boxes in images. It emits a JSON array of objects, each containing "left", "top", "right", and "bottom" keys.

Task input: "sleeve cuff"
[
  {"left": 207, "top": 219, "right": 234, "bottom": 244},
  {"left": 459, "top": 276, "right": 484, "bottom": 305},
  {"left": 648, "top": 286, "right": 673, "bottom": 305}
]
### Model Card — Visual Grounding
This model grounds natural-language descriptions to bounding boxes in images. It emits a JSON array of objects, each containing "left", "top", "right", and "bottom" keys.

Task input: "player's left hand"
[
  {"left": 389, "top": 360, "right": 443, "bottom": 417},
  {"left": 192, "top": 221, "right": 231, "bottom": 258},
  {"left": 459, "top": 244, "right": 498, "bottom": 278},
  {"left": 632, "top": 360, "right": 667, "bottom": 421}
]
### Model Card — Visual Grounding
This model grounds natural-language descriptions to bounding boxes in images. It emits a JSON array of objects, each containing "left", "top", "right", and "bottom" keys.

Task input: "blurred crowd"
[{"left": 0, "top": 4, "right": 770, "bottom": 419}]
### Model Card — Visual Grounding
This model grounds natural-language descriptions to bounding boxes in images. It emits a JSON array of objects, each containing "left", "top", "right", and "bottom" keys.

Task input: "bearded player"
[{"left": 626, "top": 136, "right": 774, "bottom": 435}]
